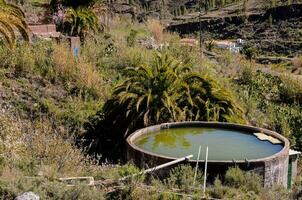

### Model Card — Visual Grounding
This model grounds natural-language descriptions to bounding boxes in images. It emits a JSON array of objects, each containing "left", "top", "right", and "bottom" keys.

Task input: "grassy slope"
[{"left": 0, "top": 1, "right": 301, "bottom": 199}]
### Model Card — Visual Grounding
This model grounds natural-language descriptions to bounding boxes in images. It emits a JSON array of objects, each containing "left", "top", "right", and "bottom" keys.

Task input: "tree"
[
  {"left": 86, "top": 53, "right": 245, "bottom": 160},
  {"left": 51, "top": 0, "right": 106, "bottom": 38},
  {"left": 50, "top": 0, "right": 101, "bottom": 9},
  {"left": 0, "top": 0, "right": 29, "bottom": 48},
  {"left": 64, "top": 7, "right": 101, "bottom": 38}
]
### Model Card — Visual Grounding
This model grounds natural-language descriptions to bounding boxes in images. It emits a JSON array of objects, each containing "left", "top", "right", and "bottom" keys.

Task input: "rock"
[
  {"left": 15, "top": 192, "right": 40, "bottom": 200},
  {"left": 138, "top": 37, "right": 159, "bottom": 50}
]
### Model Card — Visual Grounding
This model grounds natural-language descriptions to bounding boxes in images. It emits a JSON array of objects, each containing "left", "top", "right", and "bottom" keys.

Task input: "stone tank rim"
[{"left": 126, "top": 121, "right": 290, "bottom": 163}]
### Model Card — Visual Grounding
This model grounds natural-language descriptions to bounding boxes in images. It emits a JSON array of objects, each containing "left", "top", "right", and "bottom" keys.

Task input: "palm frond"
[{"left": 0, "top": 0, "right": 29, "bottom": 48}]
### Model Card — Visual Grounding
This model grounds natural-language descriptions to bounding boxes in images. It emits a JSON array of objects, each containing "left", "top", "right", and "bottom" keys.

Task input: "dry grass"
[
  {"left": 292, "top": 56, "right": 302, "bottom": 74},
  {"left": 279, "top": 73, "right": 302, "bottom": 103},
  {"left": 0, "top": 114, "right": 27, "bottom": 160},
  {"left": 293, "top": 56, "right": 302, "bottom": 69},
  {"left": 146, "top": 19, "right": 164, "bottom": 43},
  {"left": 0, "top": 112, "right": 89, "bottom": 178},
  {"left": 51, "top": 43, "right": 106, "bottom": 98}
]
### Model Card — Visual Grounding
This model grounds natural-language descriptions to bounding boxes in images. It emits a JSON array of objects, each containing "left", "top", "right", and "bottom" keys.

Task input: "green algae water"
[{"left": 135, "top": 127, "right": 283, "bottom": 160}]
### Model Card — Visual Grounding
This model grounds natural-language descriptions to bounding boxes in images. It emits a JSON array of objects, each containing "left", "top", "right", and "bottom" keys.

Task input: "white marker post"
[
  {"left": 203, "top": 146, "right": 208, "bottom": 196},
  {"left": 193, "top": 146, "right": 202, "bottom": 187}
]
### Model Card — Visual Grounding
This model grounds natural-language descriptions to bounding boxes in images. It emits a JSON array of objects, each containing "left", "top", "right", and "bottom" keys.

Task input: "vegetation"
[
  {"left": 87, "top": 51, "right": 244, "bottom": 160},
  {"left": 0, "top": 0, "right": 29, "bottom": 48},
  {"left": 64, "top": 7, "right": 101, "bottom": 38},
  {"left": 0, "top": 0, "right": 302, "bottom": 199},
  {"left": 50, "top": 0, "right": 100, "bottom": 8},
  {"left": 50, "top": 0, "right": 104, "bottom": 38}
]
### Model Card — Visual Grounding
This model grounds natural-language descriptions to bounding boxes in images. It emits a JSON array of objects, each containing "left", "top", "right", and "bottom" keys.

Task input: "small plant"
[
  {"left": 279, "top": 74, "right": 302, "bottom": 104},
  {"left": 268, "top": 14, "right": 273, "bottom": 26},
  {"left": 239, "top": 62, "right": 255, "bottom": 84},
  {"left": 206, "top": 40, "right": 215, "bottom": 52},
  {"left": 126, "top": 29, "right": 138, "bottom": 47},
  {"left": 165, "top": 164, "right": 203, "bottom": 193},
  {"left": 225, "top": 167, "right": 262, "bottom": 193},
  {"left": 208, "top": 178, "right": 228, "bottom": 199},
  {"left": 118, "top": 164, "right": 141, "bottom": 178},
  {"left": 241, "top": 44, "right": 257, "bottom": 60}
]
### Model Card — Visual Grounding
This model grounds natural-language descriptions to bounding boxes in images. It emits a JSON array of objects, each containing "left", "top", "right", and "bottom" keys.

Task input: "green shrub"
[
  {"left": 241, "top": 44, "right": 257, "bottom": 60},
  {"left": 225, "top": 167, "right": 262, "bottom": 193},
  {"left": 118, "top": 164, "right": 141, "bottom": 178},
  {"left": 279, "top": 74, "right": 302, "bottom": 104},
  {"left": 126, "top": 29, "right": 138, "bottom": 47},
  {"left": 165, "top": 165, "right": 203, "bottom": 192},
  {"left": 207, "top": 178, "right": 228, "bottom": 199},
  {"left": 239, "top": 62, "right": 255, "bottom": 84},
  {"left": 225, "top": 167, "right": 246, "bottom": 188}
]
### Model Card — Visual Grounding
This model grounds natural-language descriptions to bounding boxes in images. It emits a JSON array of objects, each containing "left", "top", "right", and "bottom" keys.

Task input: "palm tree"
[
  {"left": 86, "top": 53, "right": 245, "bottom": 160},
  {"left": 0, "top": 0, "right": 29, "bottom": 48},
  {"left": 105, "top": 53, "right": 244, "bottom": 135},
  {"left": 50, "top": 0, "right": 98, "bottom": 8},
  {"left": 64, "top": 7, "right": 101, "bottom": 38},
  {"left": 51, "top": 0, "right": 106, "bottom": 38}
]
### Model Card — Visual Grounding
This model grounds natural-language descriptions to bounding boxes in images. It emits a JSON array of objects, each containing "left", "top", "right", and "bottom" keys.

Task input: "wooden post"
[
  {"left": 203, "top": 146, "right": 208, "bottom": 196},
  {"left": 193, "top": 146, "right": 202, "bottom": 187}
]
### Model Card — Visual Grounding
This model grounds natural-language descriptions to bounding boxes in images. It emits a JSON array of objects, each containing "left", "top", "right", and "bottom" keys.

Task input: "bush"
[
  {"left": 165, "top": 165, "right": 203, "bottom": 193},
  {"left": 126, "top": 29, "right": 138, "bottom": 47},
  {"left": 118, "top": 164, "right": 143, "bottom": 182},
  {"left": 225, "top": 167, "right": 262, "bottom": 193},
  {"left": 0, "top": 44, "right": 35, "bottom": 77},
  {"left": 208, "top": 178, "right": 228, "bottom": 199},
  {"left": 239, "top": 62, "right": 256, "bottom": 84},
  {"left": 225, "top": 167, "right": 246, "bottom": 188},
  {"left": 241, "top": 44, "right": 257, "bottom": 60},
  {"left": 279, "top": 74, "right": 302, "bottom": 104}
]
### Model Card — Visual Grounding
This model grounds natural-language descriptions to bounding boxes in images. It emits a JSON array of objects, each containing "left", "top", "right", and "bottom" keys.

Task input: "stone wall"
[
  {"left": 264, "top": 153, "right": 289, "bottom": 187},
  {"left": 28, "top": 24, "right": 61, "bottom": 38}
]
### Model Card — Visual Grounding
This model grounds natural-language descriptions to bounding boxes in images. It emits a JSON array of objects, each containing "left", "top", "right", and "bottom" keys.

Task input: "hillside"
[
  {"left": 168, "top": 4, "right": 302, "bottom": 60},
  {"left": 0, "top": 0, "right": 302, "bottom": 199}
]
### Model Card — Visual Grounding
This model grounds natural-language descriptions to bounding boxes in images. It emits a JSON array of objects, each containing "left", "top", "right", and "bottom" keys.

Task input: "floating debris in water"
[{"left": 253, "top": 132, "right": 282, "bottom": 144}]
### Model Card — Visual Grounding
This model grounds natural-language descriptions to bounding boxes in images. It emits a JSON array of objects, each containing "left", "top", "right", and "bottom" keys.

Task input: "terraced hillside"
[{"left": 168, "top": 3, "right": 302, "bottom": 58}]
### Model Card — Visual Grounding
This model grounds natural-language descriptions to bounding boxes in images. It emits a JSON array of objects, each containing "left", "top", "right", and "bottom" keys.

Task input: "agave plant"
[
  {"left": 0, "top": 0, "right": 29, "bottom": 48},
  {"left": 64, "top": 7, "right": 103, "bottom": 38}
]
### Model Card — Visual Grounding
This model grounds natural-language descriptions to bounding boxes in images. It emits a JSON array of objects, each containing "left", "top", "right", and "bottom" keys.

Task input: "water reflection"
[
  {"left": 135, "top": 127, "right": 283, "bottom": 160},
  {"left": 138, "top": 128, "right": 215, "bottom": 151}
]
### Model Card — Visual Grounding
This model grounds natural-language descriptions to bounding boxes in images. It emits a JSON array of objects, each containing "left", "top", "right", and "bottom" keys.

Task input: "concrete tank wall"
[{"left": 126, "top": 122, "right": 290, "bottom": 187}]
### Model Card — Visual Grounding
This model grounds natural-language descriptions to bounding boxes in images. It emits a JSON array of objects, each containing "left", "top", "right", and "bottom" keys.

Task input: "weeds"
[{"left": 146, "top": 19, "right": 164, "bottom": 43}]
